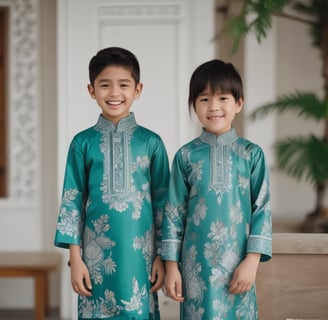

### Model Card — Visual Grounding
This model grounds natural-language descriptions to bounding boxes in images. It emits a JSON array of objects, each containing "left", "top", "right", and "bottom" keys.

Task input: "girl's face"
[
  {"left": 194, "top": 86, "right": 243, "bottom": 136},
  {"left": 88, "top": 65, "right": 143, "bottom": 124}
]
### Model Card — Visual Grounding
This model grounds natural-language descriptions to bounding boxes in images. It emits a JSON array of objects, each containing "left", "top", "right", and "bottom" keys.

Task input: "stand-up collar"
[
  {"left": 95, "top": 113, "right": 137, "bottom": 133},
  {"left": 200, "top": 128, "right": 238, "bottom": 145}
]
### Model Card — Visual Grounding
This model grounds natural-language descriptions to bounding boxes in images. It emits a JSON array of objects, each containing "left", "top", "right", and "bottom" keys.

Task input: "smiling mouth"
[
  {"left": 107, "top": 100, "right": 123, "bottom": 106},
  {"left": 207, "top": 115, "right": 224, "bottom": 120}
]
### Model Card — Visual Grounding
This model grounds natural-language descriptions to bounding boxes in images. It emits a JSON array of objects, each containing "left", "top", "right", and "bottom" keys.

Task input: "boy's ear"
[
  {"left": 87, "top": 84, "right": 96, "bottom": 99},
  {"left": 134, "top": 82, "right": 143, "bottom": 99}
]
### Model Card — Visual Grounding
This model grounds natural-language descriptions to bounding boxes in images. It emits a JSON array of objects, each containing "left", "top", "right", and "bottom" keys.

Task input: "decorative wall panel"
[{"left": 0, "top": 0, "right": 39, "bottom": 204}]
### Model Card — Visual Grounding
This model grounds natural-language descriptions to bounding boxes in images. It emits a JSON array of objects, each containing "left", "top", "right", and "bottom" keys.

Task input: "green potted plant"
[{"left": 218, "top": 0, "right": 328, "bottom": 232}]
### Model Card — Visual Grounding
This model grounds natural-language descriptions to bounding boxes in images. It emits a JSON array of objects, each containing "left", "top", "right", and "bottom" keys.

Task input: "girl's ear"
[
  {"left": 236, "top": 97, "right": 244, "bottom": 113},
  {"left": 87, "top": 84, "right": 96, "bottom": 99}
]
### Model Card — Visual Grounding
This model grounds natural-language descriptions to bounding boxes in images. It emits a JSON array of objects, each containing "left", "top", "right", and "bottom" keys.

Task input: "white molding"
[{"left": 97, "top": 3, "right": 181, "bottom": 22}]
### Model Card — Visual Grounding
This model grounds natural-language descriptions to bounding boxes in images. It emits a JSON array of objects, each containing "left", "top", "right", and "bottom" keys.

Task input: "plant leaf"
[
  {"left": 274, "top": 135, "right": 328, "bottom": 184},
  {"left": 248, "top": 91, "right": 328, "bottom": 121}
]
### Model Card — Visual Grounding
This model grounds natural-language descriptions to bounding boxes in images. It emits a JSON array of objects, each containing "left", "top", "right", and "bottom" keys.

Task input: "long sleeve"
[
  {"left": 54, "top": 138, "right": 87, "bottom": 249},
  {"left": 161, "top": 150, "right": 189, "bottom": 261},
  {"left": 246, "top": 146, "right": 272, "bottom": 261},
  {"left": 150, "top": 137, "right": 170, "bottom": 255}
]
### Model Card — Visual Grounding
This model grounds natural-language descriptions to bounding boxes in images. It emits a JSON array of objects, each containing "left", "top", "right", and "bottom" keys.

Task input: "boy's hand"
[
  {"left": 150, "top": 255, "right": 165, "bottom": 292},
  {"left": 229, "top": 253, "right": 260, "bottom": 294},
  {"left": 69, "top": 245, "right": 92, "bottom": 297},
  {"left": 164, "top": 260, "right": 184, "bottom": 302}
]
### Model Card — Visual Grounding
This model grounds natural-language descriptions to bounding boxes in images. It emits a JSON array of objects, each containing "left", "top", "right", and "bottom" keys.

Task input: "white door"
[{"left": 57, "top": 1, "right": 214, "bottom": 318}]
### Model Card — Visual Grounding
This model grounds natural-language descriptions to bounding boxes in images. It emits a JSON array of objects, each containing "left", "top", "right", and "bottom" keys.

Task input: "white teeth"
[
  {"left": 208, "top": 115, "right": 223, "bottom": 119},
  {"left": 108, "top": 101, "right": 121, "bottom": 105}
]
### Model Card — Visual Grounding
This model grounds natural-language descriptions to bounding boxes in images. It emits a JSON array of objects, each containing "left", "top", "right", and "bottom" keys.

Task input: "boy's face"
[
  {"left": 88, "top": 65, "right": 143, "bottom": 124},
  {"left": 194, "top": 86, "right": 243, "bottom": 136}
]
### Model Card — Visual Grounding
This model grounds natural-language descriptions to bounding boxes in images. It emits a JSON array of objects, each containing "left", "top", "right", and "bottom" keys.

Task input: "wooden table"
[
  {"left": 257, "top": 233, "right": 328, "bottom": 320},
  {"left": 0, "top": 251, "right": 62, "bottom": 320}
]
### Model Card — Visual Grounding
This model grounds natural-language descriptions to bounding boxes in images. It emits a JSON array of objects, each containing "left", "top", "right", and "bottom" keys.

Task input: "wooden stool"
[{"left": 0, "top": 251, "right": 62, "bottom": 320}]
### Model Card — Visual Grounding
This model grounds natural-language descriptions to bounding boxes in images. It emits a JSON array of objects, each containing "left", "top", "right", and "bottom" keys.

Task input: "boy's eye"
[
  {"left": 199, "top": 98, "right": 209, "bottom": 102},
  {"left": 120, "top": 83, "right": 129, "bottom": 88}
]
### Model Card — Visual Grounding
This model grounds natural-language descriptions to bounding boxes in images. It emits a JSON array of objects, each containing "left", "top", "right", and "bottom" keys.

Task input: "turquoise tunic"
[
  {"left": 54, "top": 113, "right": 170, "bottom": 320},
  {"left": 161, "top": 129, "right": 272, "bottom": 320}
]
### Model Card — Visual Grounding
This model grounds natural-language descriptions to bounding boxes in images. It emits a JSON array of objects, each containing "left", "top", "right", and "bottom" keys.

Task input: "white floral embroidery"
[
  {"left": 136, "top": 156, "right": 150, "bottom": 168},
  {"left": 230, "top": 201, "right": 243, "bottom": 225},
  {"left": 209, "top": 267, "right": 226, "bottom": 289},
  {"left": 56, "top": 189, "right": 83, "bottom": 239},
  {"left": 185, "top": 303, "right": 205, "bottom": 320},
  {"left": 191, "top": 160, "right": 204, "bottom": 181},
  {"left": 121, "top": 277, "right": 147, "bottom": 315},
  {"left": 192, "top": 198, "right": 207, "bottom": 226},
  {"left": 62, "top": 189, "right": 79, "bottom": 204},
  {"left": 213, "top": 298, "right": 230, "bottom": 319},
  {"left": 133, "top": 228, "right": 154, "bottom": 273},
  {"left": 79, "top": 289, "right": 123, "bottom": 318},
  {"left": 56, "top": 207, "right": 81, "bottom": 238},
  {"left": 84, "top": 215, "right": 116, "bottom": 285},
  {"left": 208, "top": 220, "right": 228, "bottom": 244},
  {"left": 204, "top": 241, "right": 220, "bottom": 265},
  {"left": 219, "top": 245, "right": 239, "bottom": 271},
  {"left": 238, "top": 175, "right": 249, "bottom": 193},
  {"left": 183, "top": 246, "right": 206, "bottom": 303}
]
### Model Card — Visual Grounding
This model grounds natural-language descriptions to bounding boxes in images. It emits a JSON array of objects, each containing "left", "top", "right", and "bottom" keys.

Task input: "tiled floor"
[{"left": 0, "top": 308, "right": 60, "bottom": 320}]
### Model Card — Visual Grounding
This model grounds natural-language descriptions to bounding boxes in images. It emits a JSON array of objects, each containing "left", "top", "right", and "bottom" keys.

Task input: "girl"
[{"left": 161, "top": 59, "right": 272, "bottom": 319}]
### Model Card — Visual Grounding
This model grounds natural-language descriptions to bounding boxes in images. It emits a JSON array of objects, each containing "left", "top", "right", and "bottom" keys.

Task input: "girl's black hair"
[
  {"left": 88, "top": 47, "right": 140, "bottom": 86},
  {"left": 188, "top": 59, "right": 243, "bottom": 112}
]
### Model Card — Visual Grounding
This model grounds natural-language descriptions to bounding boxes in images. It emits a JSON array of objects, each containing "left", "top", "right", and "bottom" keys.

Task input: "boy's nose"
[{"left": 110, "top": 86, "right": 120, "bottom": 96}]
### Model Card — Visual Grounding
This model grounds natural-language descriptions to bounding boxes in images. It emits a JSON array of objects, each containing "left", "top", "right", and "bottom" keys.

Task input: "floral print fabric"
[
  {"left": 55, "top": 113, "right": 170, "bottom": 319},
  {"left": 162, "top": 128, "right": 272, "bottom": 320}
]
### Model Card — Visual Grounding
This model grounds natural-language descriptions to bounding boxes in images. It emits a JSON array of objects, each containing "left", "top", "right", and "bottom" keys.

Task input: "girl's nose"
[{"left": 209, "top": 101, "right": 219, "bottom": 111}]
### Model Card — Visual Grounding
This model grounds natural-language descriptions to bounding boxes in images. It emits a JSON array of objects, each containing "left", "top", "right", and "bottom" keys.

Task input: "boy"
[{"left": 54, "top": 47, "right": 169, "bottom": 319}]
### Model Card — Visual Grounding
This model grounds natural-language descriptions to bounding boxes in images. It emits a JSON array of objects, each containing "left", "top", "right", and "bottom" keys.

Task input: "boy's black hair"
[
  {"left": 188, "top": 59, "right": 243, "bottom": 112},
  {"left": 89, "top": 47, "right": 140, "bottom": 86}
]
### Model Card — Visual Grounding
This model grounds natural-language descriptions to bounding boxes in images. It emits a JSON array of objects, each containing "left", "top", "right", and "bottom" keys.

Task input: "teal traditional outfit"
[
  {"left": 54, "top": 113, "right": 170, "bottom": 320},
  {"left": 162, "top": 129, "right": 272, "bottom": 320}
]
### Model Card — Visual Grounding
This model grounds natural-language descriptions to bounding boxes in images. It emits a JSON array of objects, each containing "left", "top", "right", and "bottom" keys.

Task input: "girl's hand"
[
  {"left": 150, "top": 256, "right": 165, "bottom": 292},
  {"left": 229, "top": 253, "right": 261, "bottom": 294},
  {"left": 164, "top": 260, "right": 184, "bottom": 302},
  {"left": 69, "top": 245, "right": 92, "bottom": 297}
]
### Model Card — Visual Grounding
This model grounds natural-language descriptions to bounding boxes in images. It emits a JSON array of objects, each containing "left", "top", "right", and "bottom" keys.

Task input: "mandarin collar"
[
  {"left": 200, "top": 128, "right": 238, "bottom": 145},
  {"left": 95, "top": 113, "right": 137, "bottom": 133}
]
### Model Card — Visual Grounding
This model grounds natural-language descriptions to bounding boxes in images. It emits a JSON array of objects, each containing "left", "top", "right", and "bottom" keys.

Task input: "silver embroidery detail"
[{"left": 209, "top": 144, "right": 233, "bottom": 204}]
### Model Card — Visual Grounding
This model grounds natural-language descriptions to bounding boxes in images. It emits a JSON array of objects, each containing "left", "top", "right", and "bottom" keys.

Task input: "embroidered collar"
[
  {"left": 200, "top": 128, "right": 238, "bottom": 145},
  {"left": 95, "top": 113, "right": 137, "bottom": 133}
]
